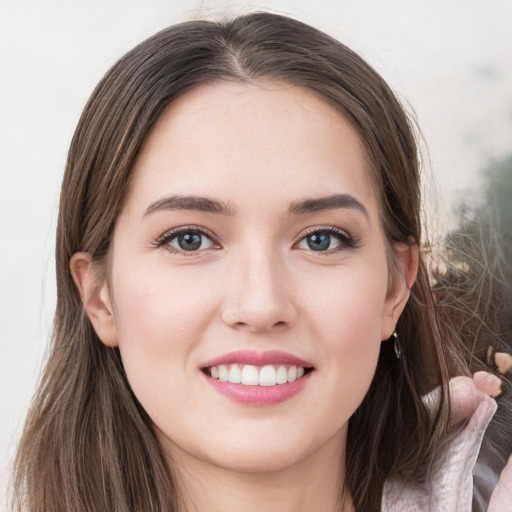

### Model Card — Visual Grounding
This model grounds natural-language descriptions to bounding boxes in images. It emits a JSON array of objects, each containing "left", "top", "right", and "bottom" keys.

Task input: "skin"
[{"left": 72, "top": 82, "right": 417, "bottom": 512}]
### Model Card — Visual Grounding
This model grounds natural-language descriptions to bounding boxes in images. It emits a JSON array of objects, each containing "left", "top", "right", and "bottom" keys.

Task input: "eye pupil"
[
  {"left": 178, "top": 232, "right": 202, "bottom": 251},
  {"left": 307, "top": 233, "right": 330, "bottom": 251}
]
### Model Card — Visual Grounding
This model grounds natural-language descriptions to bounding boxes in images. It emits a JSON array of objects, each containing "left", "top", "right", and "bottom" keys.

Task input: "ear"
[
  {"left": 70, "top": 252, "right": 119, "bottom": 347},
  {"left": 381, "top": 241, "right": 419, "bottom": 340}
]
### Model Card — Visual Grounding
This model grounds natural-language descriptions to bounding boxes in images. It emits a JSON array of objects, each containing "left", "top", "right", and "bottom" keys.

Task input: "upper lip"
[{"left": 201, "top": 350, "right": 314, "bottom": 369}]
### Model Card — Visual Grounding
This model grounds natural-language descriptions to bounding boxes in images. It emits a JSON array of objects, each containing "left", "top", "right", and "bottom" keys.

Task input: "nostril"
[
  {"left": 221, "top": 286, "right": 298, "bottom": 332},
  {"left": 230, "top": 320, "right": 289, "bottom": 332}
]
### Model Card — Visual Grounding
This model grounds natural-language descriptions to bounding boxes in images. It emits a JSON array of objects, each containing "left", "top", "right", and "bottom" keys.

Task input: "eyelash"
[
  {"left": 297, "top": 225, "right": 358, "bottom": 252},
  {"left": 153, "top": 225, "right": 219, "bottom": 255},
  {"left": 153, "top": 225, "right": 358, "bottom": 255}
]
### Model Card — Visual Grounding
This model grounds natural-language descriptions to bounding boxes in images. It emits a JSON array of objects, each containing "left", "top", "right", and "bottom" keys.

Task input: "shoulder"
[{"left": 382, "top": 387, "right": 496, "bottom": 511}]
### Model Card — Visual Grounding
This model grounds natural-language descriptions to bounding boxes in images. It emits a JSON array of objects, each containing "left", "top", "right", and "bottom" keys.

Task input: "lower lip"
[{"left": 204, "top": 371, "right": 312, "bottom": 406}]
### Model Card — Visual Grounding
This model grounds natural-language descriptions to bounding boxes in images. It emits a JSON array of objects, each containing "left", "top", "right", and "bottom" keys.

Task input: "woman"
[{"left": 12, "top": 12, "right": 511, "bottom": 511}]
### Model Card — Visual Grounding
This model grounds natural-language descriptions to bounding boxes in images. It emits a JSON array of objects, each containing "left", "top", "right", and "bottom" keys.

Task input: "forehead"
[{"left": 127, "top": 81, "right": 378, "bottom": 217}]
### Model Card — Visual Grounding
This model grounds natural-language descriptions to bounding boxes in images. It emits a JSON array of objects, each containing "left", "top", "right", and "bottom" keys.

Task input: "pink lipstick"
[{"left": 201, "top": 350, "right": 314, "bottom": 406}]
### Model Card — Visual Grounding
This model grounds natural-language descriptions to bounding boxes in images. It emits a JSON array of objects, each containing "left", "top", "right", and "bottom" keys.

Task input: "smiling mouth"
[{"left": 203, "top": 364, "right": 314, "bottom": 387}]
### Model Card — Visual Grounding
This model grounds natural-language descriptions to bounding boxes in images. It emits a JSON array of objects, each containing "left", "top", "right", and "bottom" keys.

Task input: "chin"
[
  {"left": 207, "top": 445, "right": 313, "bottom": 474},
  {"left": 201, "top": 424, "right": 345, "bottom": 475}
]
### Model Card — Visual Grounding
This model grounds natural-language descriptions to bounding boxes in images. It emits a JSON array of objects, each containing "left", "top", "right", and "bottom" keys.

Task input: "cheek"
[
  {"left": 112, "top": 255, "right": 221, "bottom": 343},
  {"left": 109, "top": 259, "right": 221, "bottom": 413},
  {"left": 299, "top": 262, "right": 388, "bottom": 345},
  {"left": 299, "top": 264, "right": 387, "bottom": 405}
]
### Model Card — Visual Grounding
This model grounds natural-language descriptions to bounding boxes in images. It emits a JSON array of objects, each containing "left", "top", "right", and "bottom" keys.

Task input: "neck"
[{"left": 166, "top": 430, "right": 355, "bottom": 512}]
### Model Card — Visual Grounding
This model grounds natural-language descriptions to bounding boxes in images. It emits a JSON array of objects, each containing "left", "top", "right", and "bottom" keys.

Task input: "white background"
[{"left": 1, "top": 0, "right": 511, "bottom": 509}]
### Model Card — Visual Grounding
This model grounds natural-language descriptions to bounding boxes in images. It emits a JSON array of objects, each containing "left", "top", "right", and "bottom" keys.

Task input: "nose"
[{"left": 221, "top": 247, "right": 298, "bottom": 333}]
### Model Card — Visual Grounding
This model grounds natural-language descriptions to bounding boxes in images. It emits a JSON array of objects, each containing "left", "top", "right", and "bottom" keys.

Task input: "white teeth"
[
  {"left": 276, "top": 365, "right": 288, "bottom": 384},
  {"left": 218, "top": 365, "right": 228, "bottom": 382},
  {"left": 241, "top": 365, "right": 259, "bottom": 385},
  {"left": 259, "top": 365, "right": 277, "bottom": 386},
  {"left": 228, "top": 365, "right": 242, "bottom": 384},
  {"left": 287, "top": 366, "right": 297, "bottom": 383},
  {"left": 208, "top": 364, "right": 309, "bottom": 386}
]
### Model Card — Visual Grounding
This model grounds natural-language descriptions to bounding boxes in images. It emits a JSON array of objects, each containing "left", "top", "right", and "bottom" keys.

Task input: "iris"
[
  {"left": 178, "top": 232, "right": 203, "bottom": 251},
  {"left": 307, "top": 233, "right": 331, "bottom": 251}
]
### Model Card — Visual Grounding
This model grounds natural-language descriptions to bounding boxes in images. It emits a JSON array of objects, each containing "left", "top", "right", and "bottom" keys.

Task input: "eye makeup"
[
  {"left": 151, "top": 222, "right": 360, "bottom": 257},
  {"left": 294, "top": 225, "right": 359, "bottom": 253},
  {"left": 152, "top": 225, "right": 220, "bottom": 255}
]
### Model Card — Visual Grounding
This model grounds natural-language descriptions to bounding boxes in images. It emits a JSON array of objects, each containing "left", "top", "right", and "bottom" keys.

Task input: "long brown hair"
[{"left": 13, "top": 12, "right": 470, "bottom": 511}]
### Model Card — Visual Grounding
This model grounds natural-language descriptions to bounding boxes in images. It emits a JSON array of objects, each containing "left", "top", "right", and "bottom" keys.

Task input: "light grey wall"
[{"left": 1, "top": 0, "right": 511, "bottom": 508}]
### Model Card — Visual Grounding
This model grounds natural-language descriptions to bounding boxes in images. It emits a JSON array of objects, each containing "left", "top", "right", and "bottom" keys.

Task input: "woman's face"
[{"left": 88, "top": 82, "right": 411, "bottom": 474}]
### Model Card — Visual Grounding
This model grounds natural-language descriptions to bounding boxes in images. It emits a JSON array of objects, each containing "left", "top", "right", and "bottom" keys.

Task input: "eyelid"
[
  {"left": 294, "top": 225, "right": 358, "bottom": 251},
  {"left": 153, "top": 225, "right": 221, "bottom": 254},
  {"left": 152, "top": 224, "right": 358, "bottom": 255}
]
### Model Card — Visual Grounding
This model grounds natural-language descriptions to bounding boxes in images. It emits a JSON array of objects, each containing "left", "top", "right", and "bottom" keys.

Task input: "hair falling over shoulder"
[{"left": 11, "top": 12, "right": 511, "bottom": 512}]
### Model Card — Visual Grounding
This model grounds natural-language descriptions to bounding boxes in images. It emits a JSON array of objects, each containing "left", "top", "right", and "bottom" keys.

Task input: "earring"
[{"left": 392, "top": 331, "right": 401, "bottom": 359}]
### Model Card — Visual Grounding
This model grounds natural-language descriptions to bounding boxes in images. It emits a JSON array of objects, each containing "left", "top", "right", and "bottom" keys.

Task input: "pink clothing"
[{"left": 382, "top": 393, "right": 512, "bottom": 511}]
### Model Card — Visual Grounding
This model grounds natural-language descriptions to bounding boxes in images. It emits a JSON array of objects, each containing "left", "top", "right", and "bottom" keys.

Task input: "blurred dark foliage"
[
  {"left": 435, "top": 154, "right": 512, "bottom": 370},
  {"left": 433, "top": 154, "right": 512, "bottom": 511}
]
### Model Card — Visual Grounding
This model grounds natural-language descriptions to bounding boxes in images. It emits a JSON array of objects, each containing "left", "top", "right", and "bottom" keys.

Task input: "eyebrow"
[
  {"left": 144, "top": 193, "right": 369, "bottom": 220},
  {"left": 288, "top": 194, "right": 369, "bottom": 220},
  {"left": 144, "top": 195, "right": 235, "bottom": 217}
]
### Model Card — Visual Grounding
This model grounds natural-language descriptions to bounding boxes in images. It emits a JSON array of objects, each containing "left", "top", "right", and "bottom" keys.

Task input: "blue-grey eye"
[
  {"left": 297, "top": 228, "right": 352, "bottom": 252},
  {"left": 169, "top": 231, "right": 213, "bottom": 251},
  {"left": 306, "top": 232, "right": 332, "bottom": 251}
]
